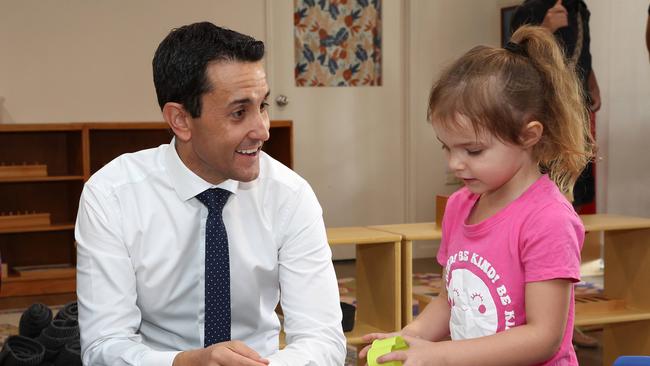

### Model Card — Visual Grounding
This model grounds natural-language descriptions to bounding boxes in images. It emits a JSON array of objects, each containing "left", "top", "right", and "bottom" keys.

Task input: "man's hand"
[
  {"left": 541, "top": 0, "right": 569, "bottom": 33},
  {"left": 172, "top": 341, "right": 270, "bottom": 366}
]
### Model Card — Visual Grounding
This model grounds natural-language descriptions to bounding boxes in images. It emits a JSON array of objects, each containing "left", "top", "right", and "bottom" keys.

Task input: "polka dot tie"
[{"left": 196, "top": 188, "right": 232, "bottom": 347}]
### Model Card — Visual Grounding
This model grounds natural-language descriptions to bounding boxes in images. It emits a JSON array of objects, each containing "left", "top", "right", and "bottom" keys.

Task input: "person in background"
[
  {"left": 511, "top": 0, "right": 598, "bottom": 214},
  {"left": 75, "top": 21, "right": 346, "bottom": 366},
  {"left": 511, "top": 0, "right": 600, "bottom": 348},
  {"left": 360, "top": 25, "right": 592, "bottom": 365}
]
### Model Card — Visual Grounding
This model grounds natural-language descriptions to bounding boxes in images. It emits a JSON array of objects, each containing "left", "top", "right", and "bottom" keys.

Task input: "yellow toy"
[{"left": 367, "top": 335, "right": 409, "bottom": 366}]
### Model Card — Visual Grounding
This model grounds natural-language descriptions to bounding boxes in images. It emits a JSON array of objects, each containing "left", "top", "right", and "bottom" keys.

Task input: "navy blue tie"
[{"left": 196, "top": 188, "right": 232, "bottom": 347}]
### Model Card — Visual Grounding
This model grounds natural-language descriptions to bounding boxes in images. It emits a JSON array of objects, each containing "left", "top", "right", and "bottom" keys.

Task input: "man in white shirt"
[{"left": 75, "top": 22, "right": 346, "bottom": 366}]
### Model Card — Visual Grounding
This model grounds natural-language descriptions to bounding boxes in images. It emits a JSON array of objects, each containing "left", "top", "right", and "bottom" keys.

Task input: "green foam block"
[{"left": 367, "top": 335, "right": 409, "bottom": 366}]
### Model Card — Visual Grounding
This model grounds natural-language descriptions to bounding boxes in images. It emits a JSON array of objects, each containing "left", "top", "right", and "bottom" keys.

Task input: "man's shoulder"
[
  {"left": 87, "top": 144, "right": 169, "bottom": 191},
  {"left": 256, "top": 152, "right": 308, "bottom": 193}
]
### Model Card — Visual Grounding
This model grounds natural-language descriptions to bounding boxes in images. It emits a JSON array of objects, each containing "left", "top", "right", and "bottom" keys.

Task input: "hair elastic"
[{"left": 504, "top": 41, "right": 528, "bottom": 57}]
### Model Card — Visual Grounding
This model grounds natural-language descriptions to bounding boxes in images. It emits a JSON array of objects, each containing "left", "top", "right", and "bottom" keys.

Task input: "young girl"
[{"left": 361, "top": 25, "right": 593, "bottom": 365}]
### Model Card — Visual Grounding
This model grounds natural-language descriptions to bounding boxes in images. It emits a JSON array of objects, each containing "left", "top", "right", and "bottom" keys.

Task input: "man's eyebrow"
[{"left": 228, "top": 91, "right": 271, "bottom": 107}]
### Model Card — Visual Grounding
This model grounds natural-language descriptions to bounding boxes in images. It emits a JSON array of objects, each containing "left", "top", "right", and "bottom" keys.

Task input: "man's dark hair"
[{"left": 152, "top": 22, "right": 265, "bottom": 117}]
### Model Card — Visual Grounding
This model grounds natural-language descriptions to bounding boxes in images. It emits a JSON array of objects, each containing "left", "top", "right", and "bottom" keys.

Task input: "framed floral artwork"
[{"left": 294, "top": 0, "right": 382, "bottom": 87}]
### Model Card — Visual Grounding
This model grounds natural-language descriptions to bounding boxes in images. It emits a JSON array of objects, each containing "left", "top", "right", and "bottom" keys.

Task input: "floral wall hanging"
[{"left": 294, "top": 0, "right": 382, "bottom": 87}]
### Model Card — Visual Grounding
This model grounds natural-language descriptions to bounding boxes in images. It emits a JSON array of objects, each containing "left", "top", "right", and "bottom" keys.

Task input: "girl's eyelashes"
[{"left": 466, "top": 149, "right": 483, "bottom": 156}]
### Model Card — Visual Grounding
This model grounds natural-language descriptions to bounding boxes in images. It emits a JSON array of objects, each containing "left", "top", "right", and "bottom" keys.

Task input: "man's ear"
[
  {"left": 520, "top": 121, "right": 543, "bottom": 149},
  {"left": 163, "top": 102, "right": 192, "bottom": 142}
]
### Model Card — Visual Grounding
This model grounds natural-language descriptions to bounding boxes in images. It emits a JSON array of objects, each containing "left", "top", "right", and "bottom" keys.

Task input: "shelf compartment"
[
  {"left": 0, "top": 181, "right": 83, "bottom": 223},
  {"left": 89, "top": 127, "right": 172, "bottom": 175},
  {"left": 263, "top": 121, "right": 293, "bottom": 169},
  {"left": 0, "top": 129, "right": 83, "bottom": 176},
  {"left": 0, "top": 231, "right": 76, "bottom": 269}
]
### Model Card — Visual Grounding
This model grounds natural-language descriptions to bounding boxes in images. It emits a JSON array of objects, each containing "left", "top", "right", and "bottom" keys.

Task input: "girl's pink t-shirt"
[{"left": 437, "top": 175, "right": 584, "bottom": 365}]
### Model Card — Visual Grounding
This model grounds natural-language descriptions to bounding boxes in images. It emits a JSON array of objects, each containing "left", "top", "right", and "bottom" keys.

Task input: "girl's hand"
[
  {"left": 376, "top": 335, "right": 446, "bottom": 366},
  {"left": 357, "top": 332, "right": 401, "bottom": 360}
]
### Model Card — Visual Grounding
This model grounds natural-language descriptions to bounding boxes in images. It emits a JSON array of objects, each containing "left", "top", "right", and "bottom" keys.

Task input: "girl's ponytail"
[{"left": 510, "top": 26, "right": 594, "bottom": 197}]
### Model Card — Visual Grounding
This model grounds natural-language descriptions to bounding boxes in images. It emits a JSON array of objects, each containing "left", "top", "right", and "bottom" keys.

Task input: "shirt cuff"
[{"left": 140, "top": 350, "right": 180, "bottom": 366}]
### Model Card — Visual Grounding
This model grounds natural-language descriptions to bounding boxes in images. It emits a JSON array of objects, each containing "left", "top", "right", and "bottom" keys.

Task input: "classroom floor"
[{"left": 333, "top": 257, "right": 603, "bottom": 366}]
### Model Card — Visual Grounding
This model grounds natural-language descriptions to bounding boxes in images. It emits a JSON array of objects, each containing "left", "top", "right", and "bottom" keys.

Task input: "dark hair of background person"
[
  {"left": 152, "top": 22, "right": 265, "bottom": 118},
  {"left": 509, "top": 1, "right": 591, "bottom": 90}
]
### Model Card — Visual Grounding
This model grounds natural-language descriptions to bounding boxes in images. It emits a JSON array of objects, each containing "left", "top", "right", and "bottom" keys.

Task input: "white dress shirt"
[{"left": 75, "top": 141, "right": 346, "bottom": 366}]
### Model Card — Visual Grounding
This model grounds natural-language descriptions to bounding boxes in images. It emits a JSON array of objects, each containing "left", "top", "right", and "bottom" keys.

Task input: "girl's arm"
[
  {"left": 401, "top": 278, "right": 451, "bottom": 342},
  {"left": 379, "top": 279, "right": 573, "bottom": 366},
  {"left": 358, "top": 275, "right": 451, "bottom": 361}
]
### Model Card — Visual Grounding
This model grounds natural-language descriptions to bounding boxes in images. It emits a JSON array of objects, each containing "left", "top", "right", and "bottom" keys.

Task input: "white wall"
[
  {"left": 0, "top": 0, "right": 266, "bottom": 123},
  {"left": 406, "top": 0, "right": 650, "bottom": 222},
  {"left": 406, "top": 0, "right": 521, "bottom": 257},
  {"left": 2, "top": 0, "right": 648, "bottom": 231},
  {"left": 407, "top": 0, "right": 517, "bottom": 225},
  {"left": 588, "top": 0, "right": 650, "bottom": 217}
]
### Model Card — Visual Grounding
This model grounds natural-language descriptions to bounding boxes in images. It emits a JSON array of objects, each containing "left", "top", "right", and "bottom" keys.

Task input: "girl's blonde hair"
[{"left": 427, "top": 25, "right": 594, "bottom": 197}]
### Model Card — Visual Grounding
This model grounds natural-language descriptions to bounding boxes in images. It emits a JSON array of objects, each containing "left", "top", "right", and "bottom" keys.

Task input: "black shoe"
[
  {"left": 35, "top": 319, "right": 79, "bottom": 361},
  {"left": 18, "top": 304, "right": 52, "bottom": 339},
  {"left": 0, "top": 335, "right": 45, "bottom": 365}
]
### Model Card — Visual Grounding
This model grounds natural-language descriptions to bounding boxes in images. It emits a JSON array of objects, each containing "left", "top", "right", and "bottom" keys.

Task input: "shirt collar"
[{"left": 165, "top": 138, "right": 239, "bottom": 201}]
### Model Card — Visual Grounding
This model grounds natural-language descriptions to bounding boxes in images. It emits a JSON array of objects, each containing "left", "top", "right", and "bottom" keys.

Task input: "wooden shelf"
[
  {"left": 572, "top": 295, "right": 650, "bottom": 326},
  {"left": 1, "top": 266, "right": 76, "bottom": 297},
  {"left": 576, "top": 307, "right": 650, "bottom": 327},
  {"left": 0, "top": 223, "right": 75, "bottom": 234},
  {"left": 325, "top": 226, "right": 402, "bottom": 353},
  {"left": 326, "top": 227, "right": 402, "bottom": 246},
  {"left": 0, "top": 175, "right": 85, "bottom": 183},
  {"left": 0, "top": 213, "right": 50, "bottom": 229},
  {"left": 0, "top": 121, "right": 293, "bottom": 308},
  {"left": 0, "top": 276, "right": 76, "bottom": 297},
  {"left": 0, "top": 164, "right": 48, "bottom": 179},
  {"left": 368, "top": 214, "right": 650, "bottom": 363},
  {"left": 582, "top": 214, "right": 650, "bottom": 232},
  {"left": 367, "top": 223, "right": 442, "bottom": 327},
  {"left": 369, "top": 222, "right": 442, "bottom": 241},
  {"left": 3, "top": 266, "right": 75, "bottom": 282}
]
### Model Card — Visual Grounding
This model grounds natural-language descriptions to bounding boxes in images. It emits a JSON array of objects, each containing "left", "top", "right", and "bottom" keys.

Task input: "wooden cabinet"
[
  {"left": 325, "top": 227, "right": 402, "bottom": 365},
  {"left": 368, "top": 222, "right": 442, "bottom": 327},
  {"left": 0, "top": 121, "right": 293, "bottom": 309},
  {"left": 577, "top": 214, "right": 650, "bottom": 365},
  {"left": 373, "top": 215, "right": 650, "bottom": 364}
]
